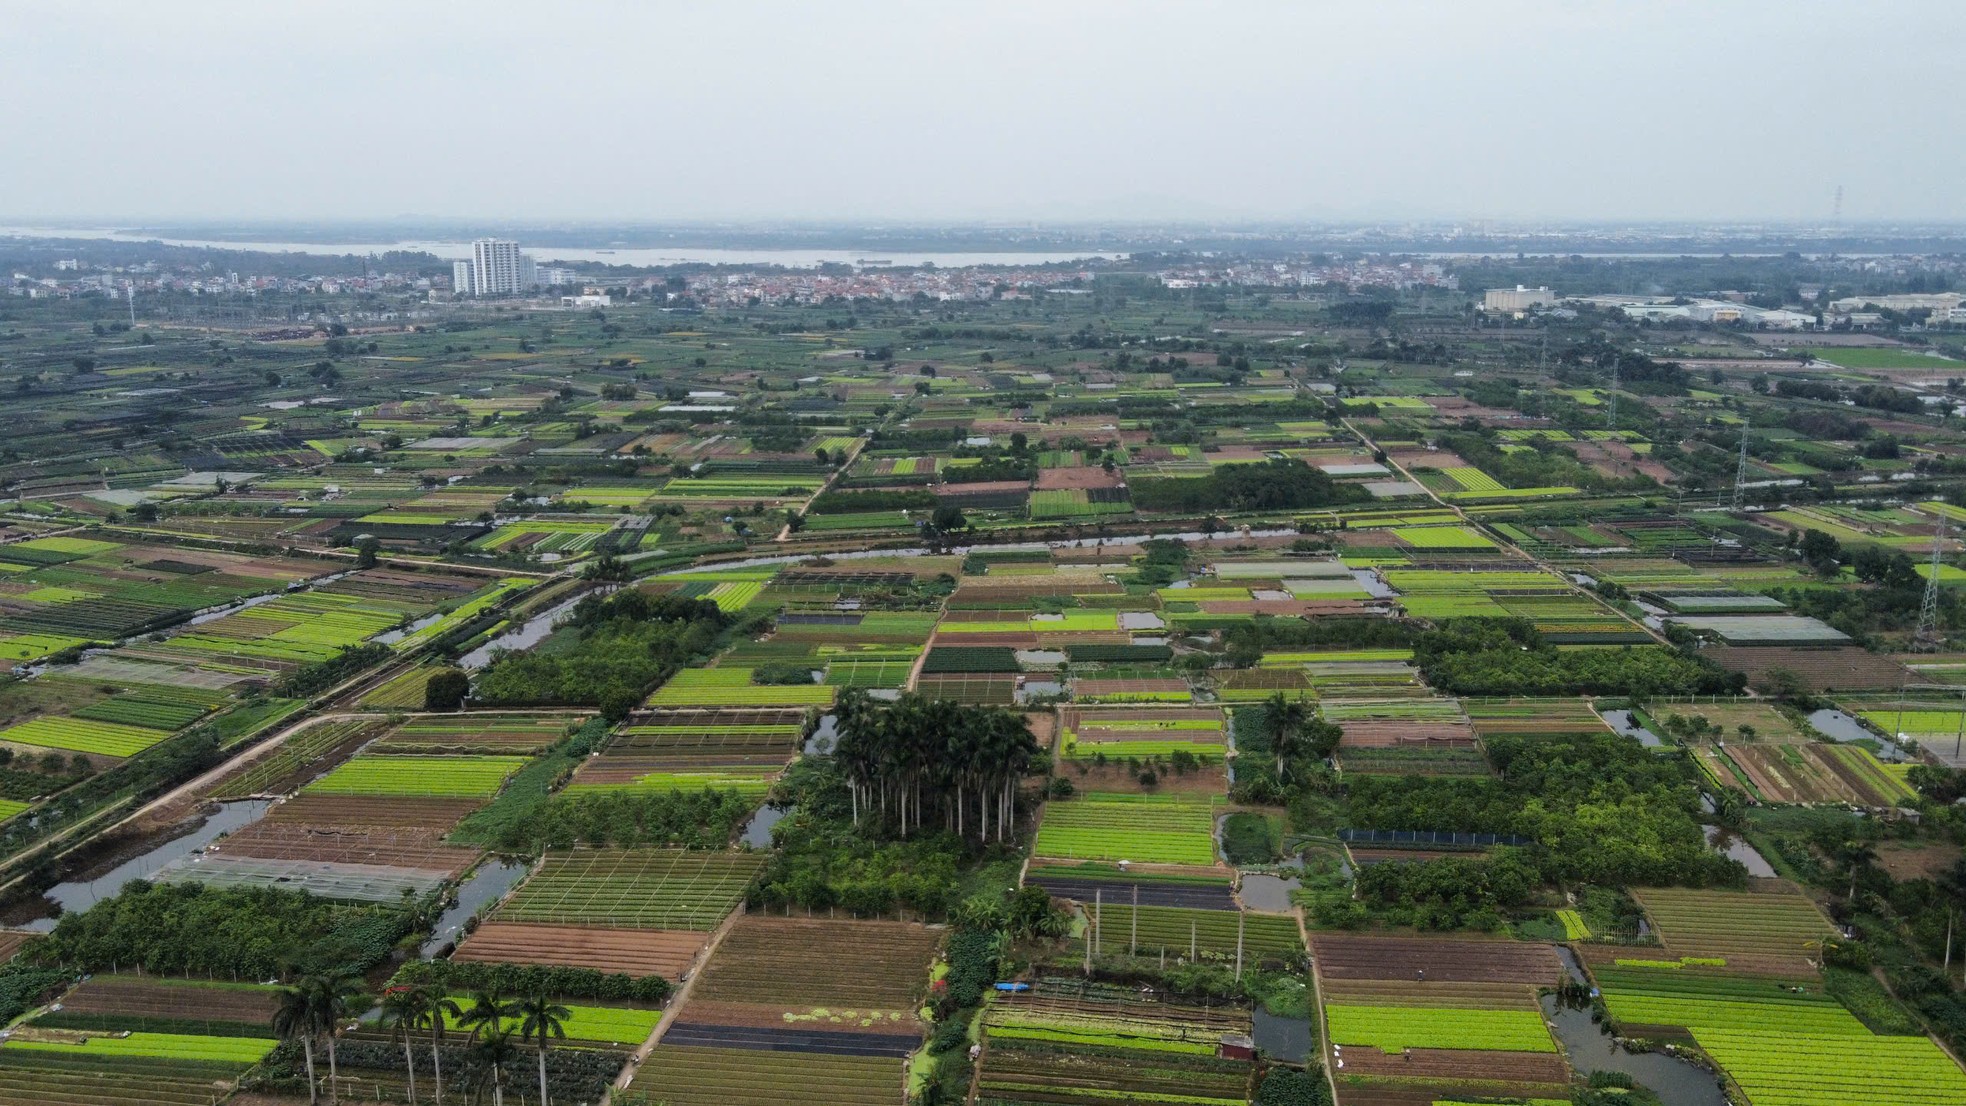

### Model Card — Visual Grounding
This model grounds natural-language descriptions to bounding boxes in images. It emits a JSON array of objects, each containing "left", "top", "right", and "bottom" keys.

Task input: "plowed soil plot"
[
  {"left": 214, "top": 820, "right": 479, "bottom": 877},
  {"left": 1338, "top": 720, "right": 1478, "bottom": 747},
  {"left": 1335, "top": 1081, "right": 1573, "bottom": 1106},
  {"left": 1311, "top": 935, "right": 1560, "bottom": 984},
  {"left": 1706, "top": 645, "right": 1913, "bottom": 691},
  {"left": 1334, "top": 1046, "right": 1569, "bottom": 1083},
  {"left": 1320, "top": 979, "right": 1542, "bottom": 1009},
  {"left": 453, "top": 922, "right": 706, "bottom": 978},
  {"left": 56, "top": 975, "right": 277, "bottom": 1026},
  {"left": 263, "top": 794, "right": 483, "bottom": 834},
  {"left": 689, "top": 917, "right": 941, "bottom": 1010},
  {"left": 1027, "top": 873, "right": 1236, "bottom": 910},
  {"left": 628, "top": 1045, "right": 901, "bottom": 1106},
  {"left": 1631, "top": 886, "right": 1833, "bottom": 972},
  {"left": 371, "top": 713, "right": 581, "bottom": 754}
]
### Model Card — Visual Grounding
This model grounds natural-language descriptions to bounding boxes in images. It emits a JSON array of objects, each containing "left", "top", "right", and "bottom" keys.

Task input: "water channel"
[
  {"left": 23, "top": 799, "right": 271, "bottom": 930},
  {"left": 1546, "top": 949, "right": 1729, "bottom": 1105},
  {"left": 459, "top": 588, "right": 596, "bottom": 669},
  {"left": 420, "top": 858, "right": 532, "bottom": 957}
]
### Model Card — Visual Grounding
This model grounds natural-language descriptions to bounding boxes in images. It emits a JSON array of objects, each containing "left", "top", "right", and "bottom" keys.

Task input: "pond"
[
  {"left": 1541, "top": 992, "right": 1728, "bottom": 1106},
  {"left": 1017, "top": 680, "right": 1064, "bottom": 703},
  {"left": 1237, "top": 873, "right": 1301, "bottom": 913},
  {"left": 25, "top": 799, "right": 271, "bottom": 931},
  {"left": 1351, "top": 569, "right": 1396, "bottom": 599},
  {"left": 421, "top": 858, "right": 532, "bottom": 957},
  {"left": 1807, "top": 708, "right": 1910, "bottom": 762},
  {"left": 805, "top": 714, "right": 838, "bottom": 755},
  {"left": 1706, "top": 825, "right": 1779, "bottom": 878},
  {"left": 1602, "top": 709, "right": 1665, "bottom": 749},
  {"left": 1252, "top": 1007, "right": 1312, "bottom": 1064},
  {"left": 740, "top": 804, "right": 792, "bottom": 848}
]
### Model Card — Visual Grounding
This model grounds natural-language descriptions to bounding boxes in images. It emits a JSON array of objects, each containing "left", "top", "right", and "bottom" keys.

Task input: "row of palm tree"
[
  {"left": 278, "top": 975, "right": 570, "bottom": 1106},
  {"left": 832, "top": 689, "right": 1041, "bottom": 842}
]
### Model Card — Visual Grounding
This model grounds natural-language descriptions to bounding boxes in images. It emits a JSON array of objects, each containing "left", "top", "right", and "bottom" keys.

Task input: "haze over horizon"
[{"left": 2, "top": 0, "right": 1962, "bottom": 226}]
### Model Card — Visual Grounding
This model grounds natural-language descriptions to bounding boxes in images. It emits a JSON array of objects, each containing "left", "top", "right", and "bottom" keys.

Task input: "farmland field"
[
  {"left": 1326, "top": 1004, "right": 1555, "bottom": 1053},
  {"left": 304, "top": 754, "right": 528, "bottom": 798},
  {"left": 629, "top": 1045, "right": 901, "bottom": 1106},
  {"left": 495, "top": 848, "right": 766, "bottom": 929},
  {"left": 1033, "top": 792, "right": 1219, "bottom": 866}
]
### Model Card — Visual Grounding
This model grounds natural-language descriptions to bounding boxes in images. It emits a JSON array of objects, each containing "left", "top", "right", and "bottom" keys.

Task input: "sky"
[{"left": 1, "top": 0, "right": 1961, "bottom": 225}]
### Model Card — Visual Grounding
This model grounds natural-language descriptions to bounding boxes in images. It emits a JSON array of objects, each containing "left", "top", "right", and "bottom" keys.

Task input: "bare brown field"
[
  {"left": 453, "top": 922, "right": 705, "bottom": 978},
  {"left": 1312, "top": 934, "right": 1560, "bottom": 985},
  {"left": 688, "top": 916, "right": 943, "bottom": 1010}
]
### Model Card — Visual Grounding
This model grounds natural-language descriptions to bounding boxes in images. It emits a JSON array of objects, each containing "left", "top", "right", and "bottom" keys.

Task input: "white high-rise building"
[
  {"left": 470, "top": 239, "right": 525, "bottom": 295},
  {"left": 451, "top": 259, "right": 475, "bottom": 296}
]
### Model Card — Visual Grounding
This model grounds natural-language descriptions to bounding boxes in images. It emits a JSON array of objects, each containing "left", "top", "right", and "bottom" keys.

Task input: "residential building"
[
  {"left": 535, "top": 265, "right": 579, "bottom": 286},
  {"left": 1483, "top": 285, "right": 1557, "bottom": 314},
  {"left": 454, "top": 239, "right": 539, "bottom": 296}
]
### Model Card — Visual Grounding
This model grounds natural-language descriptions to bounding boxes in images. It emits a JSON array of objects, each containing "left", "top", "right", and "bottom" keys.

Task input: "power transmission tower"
[
  {"left": 1915, "top": 512, "right": 1949, "bottom": 652},
  {"left": 1730, "top": 420, "right": 1751, "bottom": 512},
  {"left": 1608, "top": 355, "right": 1619, "bottom": 431}
]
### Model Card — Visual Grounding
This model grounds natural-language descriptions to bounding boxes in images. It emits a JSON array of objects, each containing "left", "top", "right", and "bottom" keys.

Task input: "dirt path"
[{"left": 609, "top": 902, "right": 750, "bottom": 1098}]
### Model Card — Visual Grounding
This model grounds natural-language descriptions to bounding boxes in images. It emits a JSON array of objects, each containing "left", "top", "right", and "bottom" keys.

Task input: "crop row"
[
  {"left": 304, "top": 755, "right": 528, "bottom": 799},
  {"left": 1325, "top": 1004, "right": 1555, "bottom": 1053},
  {"left": 0, "top": 716, "right": 166, "bottom": 757},
  {"left": 498, "top": 848, "right": 766, "bottom": 930},
  {"left": 1082, "top": 905, "right": 1301, "bottom": 958},
  {"left": 1694, "top": 1029, "right": 1966, "bottom": 1106},
  {"left": 629, "top": 1045, "right": 899, "bottom": 1106}
]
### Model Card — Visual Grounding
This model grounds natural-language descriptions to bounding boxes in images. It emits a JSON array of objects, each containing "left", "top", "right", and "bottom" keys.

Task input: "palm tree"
[
  {"left": 512, "top": 991, "right": 572, "bottom": 1106},
  {"left": 273, "top": 985, "right": 322, "bottom": 1105},
  {"left": 427, "top": 991, "right": 463, "bottom": 1106},
  {"left": 458, "top": 989, "right": 512, "bottom": 1103},
  {"left": 378, "top": 987, "right": 433, "bottom": 1105},
  {"left": 466, "top": 1025, "right": 520, "bottom": 1106},
  {"left": 306, "top": 968, "right": 369, "bottom": 1106},
  {"left": 1261, "top": 692, "right": 1310, "bottom": 782},
  {"left": 1840, "top": 837, "right": 1879, "bottom": 902}
]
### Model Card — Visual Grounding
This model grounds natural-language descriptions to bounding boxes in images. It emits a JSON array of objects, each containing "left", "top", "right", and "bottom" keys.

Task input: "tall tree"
[
  {"left": 467, "top": 1026, "right": 520, "bottom": 1106},
  {"left": 378, "top": 986, "right": 432, "bottom": 1105},
  {"left": 1261, "top": 692, "right": 1311, "bottom": 782},
  {"left": 273, "top": 985, "right": 322, "bottom": 1106},
  {"left": 513, "top": 991, "right": 572, "bottom": 1106},
  {"left": 426, "top": 990, "right": 463, "bottom": 1106},
  {"left": 304, "top": 968, "right": 367, "bottom": 1106}
]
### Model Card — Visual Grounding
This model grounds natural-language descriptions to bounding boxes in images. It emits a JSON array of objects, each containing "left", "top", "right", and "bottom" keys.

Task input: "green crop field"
[
  {"left": 496, "top": 848, "right": 766, "bottom": 929},
  {"left": 6, "top": 1032, "right": 276, "bottom": 1064},
  {"left": 1325, "top": 1005, "right": 1555, "bottom": 1053},
  {"left": 0, "top": 716, "right": 169, "bottom": 757},
  {"left": 304, "top": 755, "right": 529, "bottom": 799},
  {"left": 1082, "top": 904, "right": 1301, "bottom": 959},
  {"left": 1694, "top": 1029, "right": 1966, "bottom": 1106},
  {"left": 1034, "top": 793, "right": 1219, "bottom": 866}
]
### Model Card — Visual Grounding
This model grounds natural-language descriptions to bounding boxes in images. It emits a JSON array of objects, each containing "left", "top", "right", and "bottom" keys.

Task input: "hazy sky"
[{"left": 3, "top": 0, "right": 1961, "bottom": 225}]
